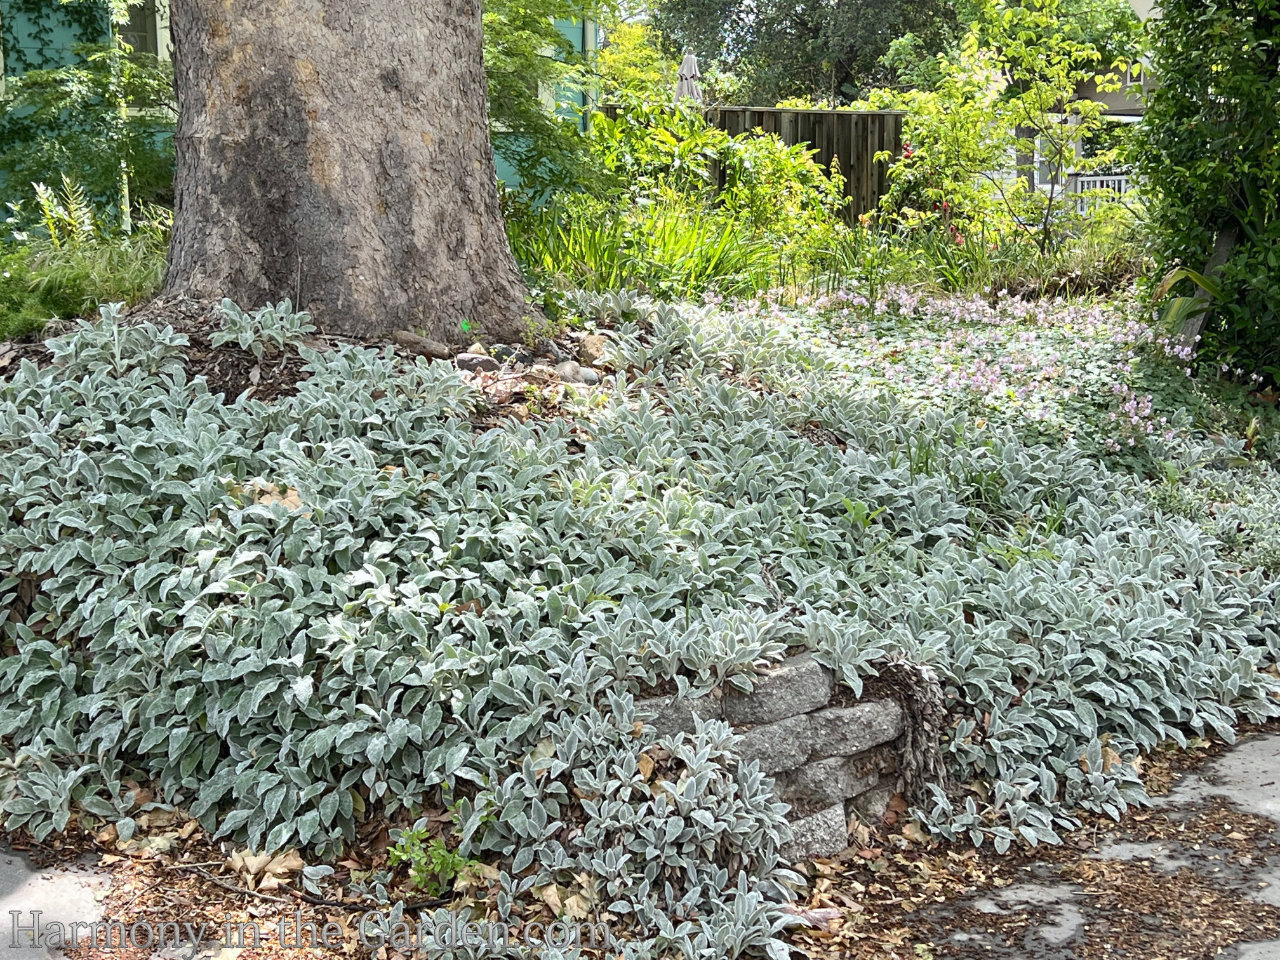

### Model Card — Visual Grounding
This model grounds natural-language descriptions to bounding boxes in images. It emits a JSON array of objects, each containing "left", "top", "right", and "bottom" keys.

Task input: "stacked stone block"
[{"left": 637, "top": 653, "right": 906, "bottom": 860}]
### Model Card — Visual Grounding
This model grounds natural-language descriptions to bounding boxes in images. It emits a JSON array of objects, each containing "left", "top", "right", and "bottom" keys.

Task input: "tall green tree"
[
  {"left": 1139, "top": 0, "right": 1280, "bottom": 377},
  {"left": 484, "top": 0, "right": 608, "bottom": 191},
  {"left": 0, "top": 0, "right": 174, "bottom": 216},
  {"left": 651, "top": 0, "right": 958, "bottom": 104},
  {"left": 651, "top": 0, "right": 1140, "bottom": 103}
]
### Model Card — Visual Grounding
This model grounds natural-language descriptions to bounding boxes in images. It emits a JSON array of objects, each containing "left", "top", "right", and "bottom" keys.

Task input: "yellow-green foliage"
[{"left": 595, "top": 21, "right": 678, "bottom": 102}]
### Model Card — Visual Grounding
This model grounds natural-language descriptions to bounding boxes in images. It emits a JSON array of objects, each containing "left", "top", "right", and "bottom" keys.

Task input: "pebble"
[
  {"left": 490, "top": 343, "right": 518, "bottom": 362},
  {"left": 554, "top": 360, "right": 587, "bottom": 383},
  {"left": 578, "top": 334, "right": 608, "bottom": 367},
  {"left": 538, "top": 338, "right": 570, "bottom": 363},
  {"left": 455, "top": 352, "right": 501, "bottom": 374}
]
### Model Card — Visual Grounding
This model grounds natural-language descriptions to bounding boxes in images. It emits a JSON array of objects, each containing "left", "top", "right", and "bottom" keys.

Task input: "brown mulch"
[
  {"left": 786, "top": 722, "right": 1280, "bottom": 960},
  {"left": 129, "top": 296, "right": 325, "bottom": 402},
  {"left": 0, "top": 299, "right": 319, "bottom": 402},
  {"left": 180, "top": 328, "right": 315, "bottom": 402},
  {"left": 1060, "top": 859, "right": 1280, "bottom": 960},
  {"left": 0, "top": 297, "right": 607, "bottom": 419}
]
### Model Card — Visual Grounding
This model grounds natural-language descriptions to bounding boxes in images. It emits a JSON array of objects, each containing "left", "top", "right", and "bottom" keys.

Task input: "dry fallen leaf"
[
  {"left": 266, "top": 850, "right": 305, "bottom": 876},
  {"left": 901, "top": 821, "right": 929, "bottom": 844},
  {"left": 539, "top": 884, "right": 563, "bottom": 915}
]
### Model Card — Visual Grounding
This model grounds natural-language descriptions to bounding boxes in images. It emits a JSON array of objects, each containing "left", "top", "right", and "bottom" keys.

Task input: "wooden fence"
[{"left": 707, "top": 107, "right": 905, "bottom": 221}]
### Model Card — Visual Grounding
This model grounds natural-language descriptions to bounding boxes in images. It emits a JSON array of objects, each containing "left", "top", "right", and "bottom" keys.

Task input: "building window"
[{"left": 120, "top": 0, "right": 160, "bottom": 56}]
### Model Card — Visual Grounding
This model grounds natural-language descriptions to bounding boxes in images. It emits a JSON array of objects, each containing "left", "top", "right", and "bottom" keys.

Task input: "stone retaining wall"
[{"left": 638, "top": 653, "right": 906, "bottom": 861}]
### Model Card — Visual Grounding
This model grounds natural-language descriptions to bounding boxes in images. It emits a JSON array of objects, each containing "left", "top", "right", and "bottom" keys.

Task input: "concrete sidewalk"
[
  {"left": 920, "top": 733, "right": 1280, "bottom": 959},
  {"left": 0, "top": 848, "right": 105, "bottom": 957}
]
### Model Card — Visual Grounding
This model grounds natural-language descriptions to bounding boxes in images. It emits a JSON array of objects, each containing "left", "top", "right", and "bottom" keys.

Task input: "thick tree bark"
[{"left": 163, "top": 0, "right": 528, "bottom": 343}]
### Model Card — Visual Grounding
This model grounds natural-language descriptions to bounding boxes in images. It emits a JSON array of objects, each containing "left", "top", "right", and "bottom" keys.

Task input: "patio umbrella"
[{"left": 674, "top": 50, "right": 703, "bottom": 105}]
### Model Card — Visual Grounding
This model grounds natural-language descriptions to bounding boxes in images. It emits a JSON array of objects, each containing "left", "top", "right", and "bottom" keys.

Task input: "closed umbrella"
[{"left": 674, "top": 50, "right": 703, "bottom": 105}]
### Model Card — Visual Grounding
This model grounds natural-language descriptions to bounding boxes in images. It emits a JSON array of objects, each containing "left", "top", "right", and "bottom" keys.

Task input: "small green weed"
[{"left": 387, "top": 821, "right": 479, "bottom": 897}]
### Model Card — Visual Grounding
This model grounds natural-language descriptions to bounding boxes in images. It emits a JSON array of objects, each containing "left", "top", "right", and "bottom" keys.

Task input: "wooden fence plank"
[
  {"left": 711, "top": 107, "right": 904, "bottom": 219},
  {"left": 600, "top": 105, "right": 905, "bottom": 222}
]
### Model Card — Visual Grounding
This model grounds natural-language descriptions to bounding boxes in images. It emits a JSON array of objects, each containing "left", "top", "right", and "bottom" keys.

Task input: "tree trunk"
[
  {"left": 162, "top": 0, "right": 528, "bottom": 343},
  {"left": 1177, "top": 226, "right": 1238, "bottom": 350}
]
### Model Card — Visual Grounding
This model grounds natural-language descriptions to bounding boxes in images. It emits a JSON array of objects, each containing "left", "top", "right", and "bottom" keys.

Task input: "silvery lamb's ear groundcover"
[{"left": 2, "top": 297, "right": 1279, "bottom": 960}]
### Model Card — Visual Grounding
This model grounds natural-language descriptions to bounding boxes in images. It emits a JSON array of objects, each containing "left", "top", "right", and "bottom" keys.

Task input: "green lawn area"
[{"left": 2, "top": 291, "right": 1278, "bottom": 956}]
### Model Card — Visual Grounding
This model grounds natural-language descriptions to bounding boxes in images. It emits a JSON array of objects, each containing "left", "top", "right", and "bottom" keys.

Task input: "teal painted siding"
[
  {"left": 0, "top": 0, "right": 112, "bottom": 76},
  {"left": 554, "top": 16, "right": 595, "bottom": 119},
  {"left": 495, "top": 17, "right": 596, "bottom": 191}
]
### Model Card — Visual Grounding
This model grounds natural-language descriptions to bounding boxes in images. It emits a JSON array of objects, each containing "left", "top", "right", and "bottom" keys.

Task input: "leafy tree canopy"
[
  {"left": 652, "top": 0, "right": 959, "bottom": 103},
  {"left": 650, "top": 0, "right": 1141, "bottom": 104}
]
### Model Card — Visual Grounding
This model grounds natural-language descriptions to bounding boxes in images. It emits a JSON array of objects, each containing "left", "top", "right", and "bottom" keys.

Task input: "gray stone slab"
[
  {"left": 1238, "top": 942, "right": 1280, "bottom": 960},
  {"left": 723, "top": 654, "right": 833, "bottom": 725},
  {"left": 781, "top": 804, "right": 848, "bottom": 861},
  {"left": 735, "top": 713, "right": 811, "bottom": 774},
  {"left": 637, "top": 693, "right": 722, "bottom": 739},
  {"left": 807, "top": 700, "right": 905, "bottom": 761},
  {"left": 1250, "top": 873, "right": 1280, "bottom": 909},
  {"left": 1087, "top": 839, "right": 1194, "bottom": 873},
  {"left": 971, "top": 882, "right": 1085, "bottom": 948},
  {"left": 1160, "top": 734, "right": 1280, "bottom": 819},
  {"left": 847, "top": 782, "right": 897, "bottom": 824},
  {"left": 773, "top": 754, "right": 881, "bottom": 809}
]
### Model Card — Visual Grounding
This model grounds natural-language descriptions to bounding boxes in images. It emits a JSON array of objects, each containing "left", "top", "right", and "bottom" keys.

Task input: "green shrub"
[
  {"left": 0, "top": 44, "right": 175, "bottom": 218},
  {"left": 717, "top": 132, "right": 847, "bottom": 235},
  {"left": 586, "top": 97, "right": 731, "bottom": 203},
  {"left": 0, "top": 179, "right": 169, "bottom": 340},
  {"left": 387, "top": 820, "right": 478, "bottom": 896},
  {"left": 846, "top": 0, "right": 1141, "bottom": 295},
  {"left": 510, "top": 96, "right": 850, "bottom": 299},
  {"left": 1137, "top": 0, "right": 1280, "bottom": 380},
  {"left": 0, "top": 247, "right": 49, "bottom": 342},
  {"left": 594, "top": 20, "right": 678, "bottom": 103},
  {"left": 587, "top": 98, "right": 844, "bottom": 240},
  {"left": 509, "top": 193, "right": 777, "bottom": 297}
]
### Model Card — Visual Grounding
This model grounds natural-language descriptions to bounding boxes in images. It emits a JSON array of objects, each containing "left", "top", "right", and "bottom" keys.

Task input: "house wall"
[
  {"left": 1076, "top": 75, "right": 1148, "bottom": 118},
  {"left": 494, "top": 16, "right": 597, "bottom": 191},
  {"left": 0, "top": 0, "right": 112, "bottom": 77}
]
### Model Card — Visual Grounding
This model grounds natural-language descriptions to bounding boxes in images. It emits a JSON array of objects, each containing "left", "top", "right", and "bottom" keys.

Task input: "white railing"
[{"left": 1070, "top": 174, "right": 1134, "bottom": 213}]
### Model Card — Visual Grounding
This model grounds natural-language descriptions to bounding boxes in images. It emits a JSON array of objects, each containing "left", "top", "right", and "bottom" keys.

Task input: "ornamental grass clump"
[{"left": 3, "top": 297, "right": 1280, "bottom": 957}]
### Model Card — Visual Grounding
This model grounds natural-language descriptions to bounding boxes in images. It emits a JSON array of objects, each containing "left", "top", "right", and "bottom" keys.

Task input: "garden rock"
[
  {"left": 849, "top": 783, "right": 898, "bottom": 825},
  {"left": 774, "top": 751, "right": 889, "bottom": 809},
  {"left": 536, "top": 338, "right": 568, "bottom": 362},
  {"left": 724, "top": 654, "right": 833, "bottom": 725},
  {"left": 638, "top": 693, "right": 722, "bottom": 738},
  {"left": 578, "top": 333, "right": 608, "bottom": 366},
  {"left": 808, "top": 702, "right": 905, "bottom": 761},
  {"left": 736, "top": 714, "right": 811, "bottom": 774},
  {"left": 455, "top": 352, "right": 501, "bottom": 374},
  {"left": 489, "top": 343, "right": 518, "bottom": 362},
  {"left": 781, "top": 804, "right": 849, "bottom": 861},
  {"left": 554, "top": 360, "right": 587, "bottom": 383}
]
